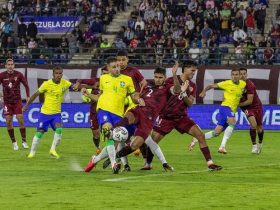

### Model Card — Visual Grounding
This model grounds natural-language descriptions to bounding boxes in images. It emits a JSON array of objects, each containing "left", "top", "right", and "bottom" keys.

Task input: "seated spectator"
[
  {"left": 235, "top": 41, "right": 246, "bottom": 64},
  {"left": 135, "top": 17, "right": 145, "bottom": 30},
  {"left": 37, "top": 35, "right": 48, "bottom": 48},
  {"left": 6, "top": 36, "right": 16, "bottom": 53},
  {"left": 270, "top": 24, "right": 280, "bottom": 46},
  {"left": 189, "top": 42, "right": 200, "bottom": 63},
  {"left": 200, "top": 43, "right": 210, "bottom": 64},
  {"left": 113, "top": 37, "right": 127, "bottom": 49},
  {"left": 100, "top": 38, "right": 111, "bottom": 49},
  {"left": 233, "top": 27, "right": 247, "bottom": 46},
  {"left": 127, "top": 16, "right": 136, "bottom": 29},
  {"left": 155, "top": 35, "right": 165, "bottom": 65},
  {"left": 83, "top": 26, "right": 94, "bottom": 51},
  {"left": 28, "top": 37, "right": 37, "bottom": 49},
  {"left": 60, "top": 36, "right": 69, "bottom": 53},
  {"left": 35, "top": 54, "right": 46, "bottom": 65},
  {"left": 245, "top": 38, "right": 256, "bottom": 64},
  {"left": 263, "top": 42, "right": 274, "bottom": 65},
  {"left": 124, "top": 27, "right": 134, "bottom": 44},
  {"left": 201, "top": 22, "right": 212, "bottom": 40},
  {"left": 205, "top": 0, "right": 215, "bottom": 9},
  {"left": 68, "top": 33, "right": 78, "bottom": 56},
  {"left": 17, "top": 37, "right": 28, "bottom": 55},
  {"left": 90, "top": 17, "right": 103, "bottom": 34}
]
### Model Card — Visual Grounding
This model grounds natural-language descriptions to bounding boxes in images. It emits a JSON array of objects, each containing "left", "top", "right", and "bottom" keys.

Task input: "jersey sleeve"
[
  {"left": 127, "top": 77, "right": 135, "bottom": 94},
  {"left": 246, "top": 81, "right": 255, "bottom": 94},
  {"left": 38, "top": 81, "right": 48, "bottom": 93},
  {"left": 19, "top": 72, "right": 30, "bottom": 97},
  {"left": 217, "top": 80, "right": 229, "bottom": 90},
  {"left": 134, "top": 69, "right": 144, "bottom": 84},
  {"left": 99, "top": 76, "right": 104, "bottom": 91},
  {"left": 66, "top": 80, "right": 72, "bottom": 89}
]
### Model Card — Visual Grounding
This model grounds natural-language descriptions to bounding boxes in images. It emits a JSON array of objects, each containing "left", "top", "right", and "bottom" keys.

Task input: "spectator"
[
  {"left": 6, "top": 36, "right": 16, "bottom": 53},
  {"left": 113, "top": 37, "right": 126, "bottom": 49},
  {"left": 90, "top": 17, "right": 103, "bottom": 34},
  {"left": 17, "top": 37, "right": 28, "bottom": 55},
  {"left": 263, "top": 42, "right": 274, "bottom": 64},
  {"left": 201, "top": 22, "right": 212, "bottom": 40},
  {"left": 60, "top": 36, "right": 69, "bottom": 53},
  {"left": 245, "top": 38, "right": 256, "bottom": 64},
  {"left": 68, "top": 33, "right": 78, "bottom": 56},
  {"left": 205, "top": 0, "right": 215, "bottom": 9},
  {"left": 245, "top": 10, "right": 256, "bottom": 38},
  {"left": 235, "top": 41, "right": 246, "bottom": 64},
  {"left": 134, "top": 25, "right": 145, "bottom": 41},
  {"left": 18, "top": 18, "right": 27, "bottom": 38},
  {"left": 28, "top": 37, "right": 37, "bottom": 49},
  {"left": 100, "top": 38, "right": 111, "bottom": 48},
  {"left": 35, "top": 54, "right": 46, "bottom": 65},
  {"left": 234, "top": 11, "right": 244, "bottom": 30},
  {"left": 185, "top": 15, "right": 195, "bottom": 31},
  {"left": 127, "top": 16, "right": 136, "bottom": 29},
  {"left": 255, "top": 5, "right": 266, "bottom": 35},
  {"left": 37, "top": 35, "right": 48, "bottom": 48},
  {"left": 27, "top": 19, "right": 38, "bottom": 39},
  {"left": 124, "top": 27, "right": 134, "bottom": 44},
  {"left": 155, "top": 35, "right": 165, "bottom": 65},
  {"left": 134, "top": 17, "right": 145, "bottom": 30},
  {"left": 200, "top": 43, "right": 210, "bottom": 64},
  {"left": 144, "top": 6, "right": 156, "bottom": 21},
  {"left": 233, "top": 27, "right": 247, "bottom": 46},
  {"left": 189, "top": 42, "right": 200, "bottom": 63},
  {"left": 270, "top": 24, "right": 280, "bottom": 46}
]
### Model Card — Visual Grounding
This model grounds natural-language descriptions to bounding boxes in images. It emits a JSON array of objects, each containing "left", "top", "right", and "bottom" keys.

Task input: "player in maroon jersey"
[
  {"left": 0, "top": 59, "right": 30, "bottom": 150},
  {"left": 239, "top": 67, "right": 264, "bottom": 154},
  {"left": 73, "top": 66, "right": 108, "bottom": 154},
  {"left": 146, "top": 61, "right": 222, "bottom": 171}
]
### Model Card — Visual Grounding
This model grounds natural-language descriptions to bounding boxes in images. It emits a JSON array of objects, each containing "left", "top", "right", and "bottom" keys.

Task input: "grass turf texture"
[{"left": 0, "top": 127, "right": 279, "bottom": 210}]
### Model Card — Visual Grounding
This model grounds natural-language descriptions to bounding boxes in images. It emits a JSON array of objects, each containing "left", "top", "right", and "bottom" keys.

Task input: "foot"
[
  {"left": 84, "top": 156, "right": 96, "bottom": 172},
  {"left": 208, "top": 163, "right": 222, "bottom": 171},
  {"left": 22, "top": 142, "right": 29, "bottom": 149},
  {"left": 218, "top": 147, "right": 227, "bottom": 154},
  {"left": 251, "top": 144, "right": 258, "bottom": 154},
  {"left": 102, "top": 158, "right": 111, "bottom": 169},
  {"left": 257, "top": 143, "right": 262, "bottom": 154},
  {"left": 140, "top": 164, "right": 152, "bottom": 170},
  {"left": 112, "top": 163, "right": 121, "bottom": 174},
  {"left": 122, "top": 164, "right": 131, "bottom": 172},
  {"left": 96, "top": 148, "right": 101, "bottom": 155},
  {"left": 133, "top": 148, "right": 141, "bottom": 156},
  {"left": 49, "top": 150, "right": 60, "bottom": 159},
  {"left": 27, "top": 152, "right": 35, "bottom": 158},
  {"left": 188, "top": 138, "right": 198, "bottom": 151},
  {"left": 163, "top": 163, "right": 174, "bottom": 172},
  {"left": 13, "top": 142, "right": 19, "bottom": 151}
]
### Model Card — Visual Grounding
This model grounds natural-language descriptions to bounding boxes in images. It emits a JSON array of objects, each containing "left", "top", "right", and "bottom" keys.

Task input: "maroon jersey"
[
  {"left": 160, "top": 76, "right": 196, "bottom": 119},
  {"left": 77, "top": 78, "right": 99, "bottom": 114},
  {"left": 240, "top": 79, "right": 262, "bottom": 110},
  {"left": 121, "top": 66, "right": 144, "bottom": 92},
  {"left": 0, "top": 70, "right": 30, "bottom": 104},
  {"left": 140, "top": 82, "right": 173, "bottom": 121}
]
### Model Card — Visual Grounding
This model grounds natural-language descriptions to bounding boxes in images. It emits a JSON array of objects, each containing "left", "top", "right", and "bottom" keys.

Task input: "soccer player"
[
  {"left": 239, "top": 67, "right": 264, "bottom": 154},
  {"left": 83, "top": 57, "right": 142, "bottom": 174},
  {"left": 73, "top": 66, "right": 109, "bottom": 154},
  {"left": 189, "top": 68, "right": 246, "bottom": 154},
  {"left": 23, "top": 66, "right": 72, "bottom": 159},
  {"left": 145, "top": 61, "right": 222, "bottom": 171},
  {"left": 0, "top": 58, "right": 30, "bottom": 150}
]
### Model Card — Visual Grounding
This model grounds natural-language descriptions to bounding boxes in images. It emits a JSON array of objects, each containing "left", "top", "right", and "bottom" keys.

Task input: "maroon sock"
[
  {"left": 139, "top": 144, "right": 147, "bottom": 159},
  {"left": 20, "top": 128, "right": 26, "bottom": 142},
  {"left": 200, "top": 146, "right": 212, "bottom": 162},
  {"left": 250, "top": 128, "right": 257, "bottom": 145},
  {"left": 93, "top": 137, "right": 100, "bottom": 148},
  {"left": 258, "top": 130, "right": 264, "bottom": 143},
  {"left": 113, "top": 117, "right": 129, "bottom": 128},
  {"left": 7, "top": 129, "right": 16, "bottom": 143},
  {"left": 116, "top": 145, "right": 133, "bottom": 158}
]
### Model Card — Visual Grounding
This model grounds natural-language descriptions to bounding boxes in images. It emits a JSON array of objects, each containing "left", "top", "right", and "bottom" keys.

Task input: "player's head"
[
  {"left": 52, "top": 66, "right": 63, "bottom": 83},
  {"left": 239, "top": 67, "right": 247, "bottom": 81},
  {"left": 5, "top": 58, "right": 15, "bottom": 74},
  {"left": 116, "top": 50, "right": 128, "bottom": 70},
  {"left": 231, "top": 68, "right": 241, "bottom": 83},
  {"left": 154, "top": 67, "right": 166, "bottom": 86},
  {"left": 101, "top": 65, "right": 109, "bottom": 75},
  {"left": 107, "top": 57, "right": 120, "bottom": 76},
  {"left": 181, "top": 60, "right": 197, "bottom": 79}
]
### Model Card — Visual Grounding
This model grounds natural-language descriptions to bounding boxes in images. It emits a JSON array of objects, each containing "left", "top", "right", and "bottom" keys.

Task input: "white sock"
[
  {"left": 145, "top": 135, "right": 167, "bottom": 164},
  {"left": 30, "top": 136, "right": 41, "bottom": 154},
  {"left": 154, "top": 147, "right": 167, "bottom": 164},
  {"left": 107, "top": 145, "right": 116, "bottom": 167},
  {"left": 50, "top": 133, "right": 61, "bottom": 151},
  {"left": 93, "top": 147, "right": 108, "bottom": 164},
  {"left": 205, "top": 131, "right": 216, "bottom": 140},
  {"left": 220, "top": 126, "right": 234, "bottom": 148},
  {"left": 117, "top": 142, "right": 128, "bottom": 165}
]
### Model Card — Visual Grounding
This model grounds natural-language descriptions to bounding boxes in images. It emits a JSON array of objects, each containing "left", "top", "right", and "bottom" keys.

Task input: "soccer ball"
[{"left": 112, "top": 127, "right": 129, "bottom": 142}]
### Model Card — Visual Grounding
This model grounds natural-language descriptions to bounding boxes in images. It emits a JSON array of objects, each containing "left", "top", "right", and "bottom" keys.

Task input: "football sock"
[
  {"left": 113, "top": 117, "right": 129, "bottom": 128},
  {"left": 117, "top": 142, "right": 129, "bottom": 166},
  {"left": 93, "top": 147, "right": 108, "bottom": 163},
  {"left": 93, "top": 137, "right": 100, "bottom": 148},
  {"left": 220, "top": 125, "right": 234, "bottom": 148},
  {"left": 200, "top": 146, "right": 212, "bottom": 162},
  {"left": 7, "top": 128, "right": 16, "bottom": 143},
  {"left": 139, "top": 144, "right": 147, "bottom": 159},
  {"left": 30, "top": 132, "right": 44, "bottom": 154},
  {"left": 258, "top": 130, "right": 264, "bottom": 143},
  {"left": 145, "top": 135, "right": 166, "bottom": 164},
  {"left": 50, "top": 133, "right": 61, "bottom": 151},
  {"left": 106, "top": 139, "right": 116, "bottom": 167},
  {"left": 116, "top": 145, "right": 133, "bottom": 158},
  {"left": 20, "top": 127, "right": 26, "bottom": 142},
  {"left": 249, "top": 128, "right": 257, "bottom": 144},
  {"left": 205, "top": 130, "right": 216, "bottom": 140}
]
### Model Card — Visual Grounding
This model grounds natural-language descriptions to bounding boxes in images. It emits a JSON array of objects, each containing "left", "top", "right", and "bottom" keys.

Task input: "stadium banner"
[
  {"left": 0, "top": 66, "right": 279, "bottom": 104},
  {"left": 0, "top": 104, "right": 279, "bottom": 130},
  {"left": 18, "top": 16, "right": 82, "bottom": 33}
]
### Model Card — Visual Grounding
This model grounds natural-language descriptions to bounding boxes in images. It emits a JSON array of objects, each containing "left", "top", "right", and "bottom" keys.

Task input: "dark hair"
[
  {"left": 116, "top": 50, "right": 128, "bottom": 57},
  {"left": 154, "top": 67, "right": 166, "bottom": 75},
  {"left": 53, "top": 66, "right": 63, "bottom": 73},
  {"left": 106, "top": 57, "right": 118, "bottom": 65},
  {"left": 5, "top": 58, "right": 14, "bottom": 64},
  {"left": 181, "top": 60, "right": 197, "bottom": 73},
  {"left": 239, "top": 67, "right": 247, "bottom": 72},
  {"left": 231, "top": 68, "right": 240, "bottom": 73},
  {"left": 101, "top": 65, "right": 107, "bottom": 71}
]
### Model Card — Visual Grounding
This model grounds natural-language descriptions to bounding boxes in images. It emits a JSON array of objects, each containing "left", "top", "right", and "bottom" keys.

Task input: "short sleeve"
[
  {"left": 134, "top": 69, "right": 144, "bottom": 84},
  {"left": 217, "top": 80, "right": 228, "bottom": 90},
  {"left": 246, "top": 81, "right": 255, "bottom": 94},
  {"left": 38, "top": 81, "right": 47, "bottom": 93},
  {"left": 66, "top": 80, "right": 72, "bottom": 89},
  {"left": 127, "top": 77, "right": 135, "bottom": 94},
  {"left": 99, "top": 75, "right": 104, "bottom": 91}
]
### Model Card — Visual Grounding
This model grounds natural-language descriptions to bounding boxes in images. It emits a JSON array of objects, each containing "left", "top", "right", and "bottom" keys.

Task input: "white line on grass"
[{"left": 103, "top": 163, "right": 280, "bottom": 182}]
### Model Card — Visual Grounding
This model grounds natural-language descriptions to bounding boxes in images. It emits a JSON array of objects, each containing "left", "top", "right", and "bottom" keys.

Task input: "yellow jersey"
[
  {"left": 97, "top": 74, "right": 135, "bottom": 117},
  {"left": 217, "top": 80, "right": 246, "bottom": 113},
  {"left": 38, "top": 79, "right": 72, "bottom": 114}
]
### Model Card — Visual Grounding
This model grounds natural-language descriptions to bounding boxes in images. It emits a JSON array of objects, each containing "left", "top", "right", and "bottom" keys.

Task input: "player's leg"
[
  {"left": 5, "top": 114, "right": 18, "bottom": 150},
  {"left": 16, "top": 113, "right": 29, "bottom": 149},
  {"left": 255, "top": 108, "right": 264, "bottom": 154},
  {"left": 90, "top": 114, "right": 101, "bottom": 154},
  {"left": 48, "top": 114, "right": 64, "bottom": 159},
  {"left": 219, "top": 116, "right": 236, "bottom": 153},
  {"left": 247, "top": 115, "right": 258, "bottom": 153}
]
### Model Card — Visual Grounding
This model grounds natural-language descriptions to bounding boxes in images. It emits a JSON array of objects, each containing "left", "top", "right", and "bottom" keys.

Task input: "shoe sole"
[
  {"left": 209, "top": 166, "right": 223, "bottom": 171},
  {"left": 218, "top": 150, "right": 227, "bottom": 154}
]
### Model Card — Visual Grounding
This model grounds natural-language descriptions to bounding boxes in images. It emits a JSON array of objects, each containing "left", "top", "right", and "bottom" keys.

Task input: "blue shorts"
[
  {"left": 97, "top": 109, "right": 123, "bottom": 127},
  {"left": 37, "top": 113, "right": 62, "bottom": 132},
  {"left": 217, "top": 106, "right": 235, "bottom": 128}
]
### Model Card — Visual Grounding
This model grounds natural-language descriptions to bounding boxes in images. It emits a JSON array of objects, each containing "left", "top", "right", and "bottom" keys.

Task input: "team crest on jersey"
[{"left": 120, "top": 81, "right": 125, "bottom": 87}]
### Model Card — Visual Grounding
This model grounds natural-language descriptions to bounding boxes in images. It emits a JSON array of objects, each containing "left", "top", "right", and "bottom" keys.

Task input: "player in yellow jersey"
[
  {"left": 189, "top": 68, "right": 246, "bottom": 154},
  {"left": 23, "top": 66, "right": 72, "bottom": 159},
  {"left": 83, "top": 57, "right": 143, "bottom": 174}
]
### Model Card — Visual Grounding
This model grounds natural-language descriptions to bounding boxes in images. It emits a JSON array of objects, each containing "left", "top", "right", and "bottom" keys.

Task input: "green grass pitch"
[{"left": 0, "top": 127, "right": 279, "bottom": 210}]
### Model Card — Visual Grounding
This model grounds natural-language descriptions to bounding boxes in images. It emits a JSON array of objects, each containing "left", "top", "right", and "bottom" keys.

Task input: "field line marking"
[{"left": 103, "top": 163, "right": 280, "bottom": 182}]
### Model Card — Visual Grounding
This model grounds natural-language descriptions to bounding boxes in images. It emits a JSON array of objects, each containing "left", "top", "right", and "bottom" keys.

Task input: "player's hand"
[
  {"left": 73, "top": 83, "right": 80, "bottom": 91},
  {"left": 81, "top": 88, "right": 89, "bottom": 96},
  {"left": 199, "top": 91, "right": 206, "bottom": 98},
  {"left": 171, "top": 61, "right": 179, "bottom": 75},
  {"left": 181, "top": 80, "right": 189, "bottom": 93},
  {"left": 22, "top": 105, "right": 28, "bottom": 112},
  {"left": 137, "top": 98, "right": 145, "bottom": 106},
  {"left": 26, "top": 97, "right": 30, "bottom": 102}
]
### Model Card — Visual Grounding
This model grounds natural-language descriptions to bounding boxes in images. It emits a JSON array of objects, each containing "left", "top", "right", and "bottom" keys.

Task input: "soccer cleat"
[
  {"left": 122, "top": 164, "right": 131, "bottom": 172},
  {"left": 49, "top": 150, "right": 60, "bottom": 159},
  {"left": 218, "top": 147, "right": 227, "bottom": 154},
  {"left": 163, "top": 163, "right": 174, "bottom": 172},
  {"left": 102, "top": 158, "right": 111, "bottom": 169},
  {"left": 257, "top": 143, "right": 262, "bottom": 154},
  {"left": 188, "top": 138, "right": 198, "bottom": 151},
  {"left": 96, "top": 148, "right": 101, "bottom": 155},
  {"left": 22, "top": 142, "right": 29, "bottom": 149},
  {"left": 251, "top": 144, "right": 258, "bottom": 154},
  {"left": 27, "top": 152, "right": 35, "bottom": 158},
  {"left": 140, "top": 164, "right": 152, "bottom": 170},
  {"left": 84, "top": 156, "right": 96, "bottom": 172},
  {"left": 208, "top": 164, "right": 222, "bottom": 171},
  {"left": 112, "top": 163, "right": 121, "bottom": 174},
  {"left": 133, "top": 149, "right": 141, "bottom": 156},
  {"left": 13, "top": 142, "right": 19, "bottom": 151}
]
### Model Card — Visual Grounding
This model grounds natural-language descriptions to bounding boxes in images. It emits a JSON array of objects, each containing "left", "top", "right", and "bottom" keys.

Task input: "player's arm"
[
  {"left": 181, "top": 80, "right": 195, "bottom": 107},
  {"left": 139, "top": 78, "right": 147, "bottom": 93},
  {"left": 0, "top": 92, "right": 3, "bottom": 108},
  {"left": 130, "top": 92, "right": 145, "bottom": 106},
  {"left": 20, "top": 73, "right": 30, "bottom": 101},
  {"left": 22, "top": 91, "right": 40, "bottom": 112},
  {"left": 81, "top": 88, "right": 100, "bottom": 102},
  {"left": 171, "top": 62, "right": 181, "bottom": 94},
  {"left": 239, "top": 94, "right": 254, "bottom": 107},
  {"left": 199, "top": 84, "right": 219, "bottom": 98},
  {"left": 73, "top": 79, "right": 98, "bottom": 91}
]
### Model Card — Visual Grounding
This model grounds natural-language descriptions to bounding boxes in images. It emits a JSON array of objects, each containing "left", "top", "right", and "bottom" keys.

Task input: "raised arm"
[
  {"left": 199, "top": 84, "right": 219, "bottom": 98},
  {"left": 171, "top": 62, "right": 181, "bottom": 94}
]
